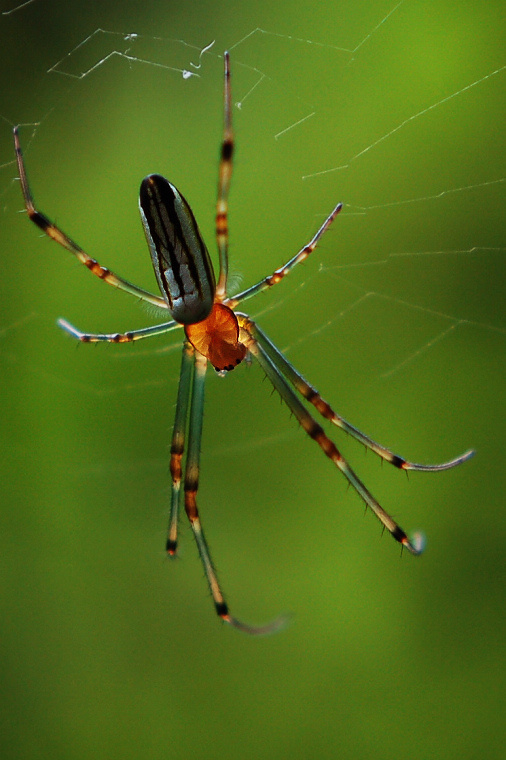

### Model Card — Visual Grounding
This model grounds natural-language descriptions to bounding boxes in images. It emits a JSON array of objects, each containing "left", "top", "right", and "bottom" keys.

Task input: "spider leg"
[
  {"left": 250, "top": 320, "right": 474, "bottom": 471},
  {"left": 14, "top": 126, "right": 167, "bottom": 310},
  {"left": 167, "top": 342, "right": 194, "bottom": 554},
  {"left": 215, "top": 51, "right": 233, "bottom": 301},
  {"left": 184, "top": 349, "right": 287, "bottom": 634},
  {"left": 57, "top": 317, "right": 180, "bottom": 343},
  {"left": 227, "top": 201, "right": 342, "bottom": 308},
  {"left": 240, "top": 316, "right": 424, "bottom": 555}
]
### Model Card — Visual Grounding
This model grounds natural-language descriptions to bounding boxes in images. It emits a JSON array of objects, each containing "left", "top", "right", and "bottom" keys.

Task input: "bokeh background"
[{"left": 1, "top": 1, "right": 504, "bottom": 758}]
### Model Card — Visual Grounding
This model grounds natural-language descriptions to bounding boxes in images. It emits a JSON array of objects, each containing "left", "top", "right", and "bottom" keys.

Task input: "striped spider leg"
[
  {"left": 13, "top": 127, "right": 168, "bottom": 312},
  {"left": 14, "top": 52, "right": 474, "bottom": 635},
  {"left": 237, "top": 316, "right": 473, "bottom": 556}
]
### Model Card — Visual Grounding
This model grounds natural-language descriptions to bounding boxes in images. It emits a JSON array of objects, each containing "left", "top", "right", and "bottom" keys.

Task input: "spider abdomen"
[{"left": 139, "top": 174, "right": 216, "bottom": 324}]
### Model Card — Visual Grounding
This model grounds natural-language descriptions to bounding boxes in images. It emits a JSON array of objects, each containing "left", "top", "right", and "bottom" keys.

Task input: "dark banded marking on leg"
[
  {"left": 249, "top": 319, "right": 474, "bottom": 472},
  {"left": 167, "top": 438, "right": 183, "bottom": 556},
  {"left": 182, "top": 354, "right": 233, "bottom": 616},
  {"left": 241, "top": 320, "right": 422, "bottom": 555},
  {"left": 215, "top": 52, "right": 234, "bottom": 301},
  {"left": 167, "top": 342, "right": 194, "bottom": 555},
  {"left": 57, "top": 318, "right": 180, "bottom": 344},
  {"left": 182, "top": 350, "right": 288, "bottom": 634},
  {"left": 13, "top": 126, "right": 167, "bottom": 310},
  {"left": 227, "top": 201, "right": 342, "bottom": 308}
]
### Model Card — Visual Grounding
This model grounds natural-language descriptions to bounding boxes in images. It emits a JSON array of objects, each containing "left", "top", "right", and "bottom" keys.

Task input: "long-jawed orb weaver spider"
[{"left": 14, "top": 52, "right": 474, "bottom": 635}]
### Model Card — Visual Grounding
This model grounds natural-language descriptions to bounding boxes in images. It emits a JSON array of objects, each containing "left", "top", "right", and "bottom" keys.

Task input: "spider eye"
[{"left": 139, "top": 174, "right": 216, "bottom": 324}]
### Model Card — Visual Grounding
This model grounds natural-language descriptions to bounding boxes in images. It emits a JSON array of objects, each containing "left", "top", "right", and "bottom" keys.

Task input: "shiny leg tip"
[
  {"left": 221, "top": 611, "right": 292, "bottom": 636},
  {"left": 403, "top": 531, "right": 426, "bottom": 555}
]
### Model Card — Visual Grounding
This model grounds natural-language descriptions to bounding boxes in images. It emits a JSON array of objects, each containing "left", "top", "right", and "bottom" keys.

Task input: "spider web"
[
  {"left": 0, "top": 3, "right": 504, "bottom": 524},
  {"left": 0, "top": 3, "right": 505, "bottom": 756}
]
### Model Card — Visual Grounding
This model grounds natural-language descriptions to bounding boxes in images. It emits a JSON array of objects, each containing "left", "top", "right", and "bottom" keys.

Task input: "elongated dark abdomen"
[{"left": 139, "top": 174, "right": 216, "bottom": 324}]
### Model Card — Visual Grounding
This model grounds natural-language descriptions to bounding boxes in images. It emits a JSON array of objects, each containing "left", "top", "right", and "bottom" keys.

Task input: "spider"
[{"left": 14, "top": 52, "right": 473, "bottom": 635}]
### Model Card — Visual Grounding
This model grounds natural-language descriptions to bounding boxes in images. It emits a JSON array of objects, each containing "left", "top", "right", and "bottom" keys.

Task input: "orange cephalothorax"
[{"left": 185, "top": 303, "right": 247, "bottom": 372}]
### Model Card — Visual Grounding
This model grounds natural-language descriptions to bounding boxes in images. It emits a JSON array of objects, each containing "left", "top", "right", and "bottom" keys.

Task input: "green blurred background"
[{"left": 1, "top": 1, "right": 504, "bottom": 758}]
